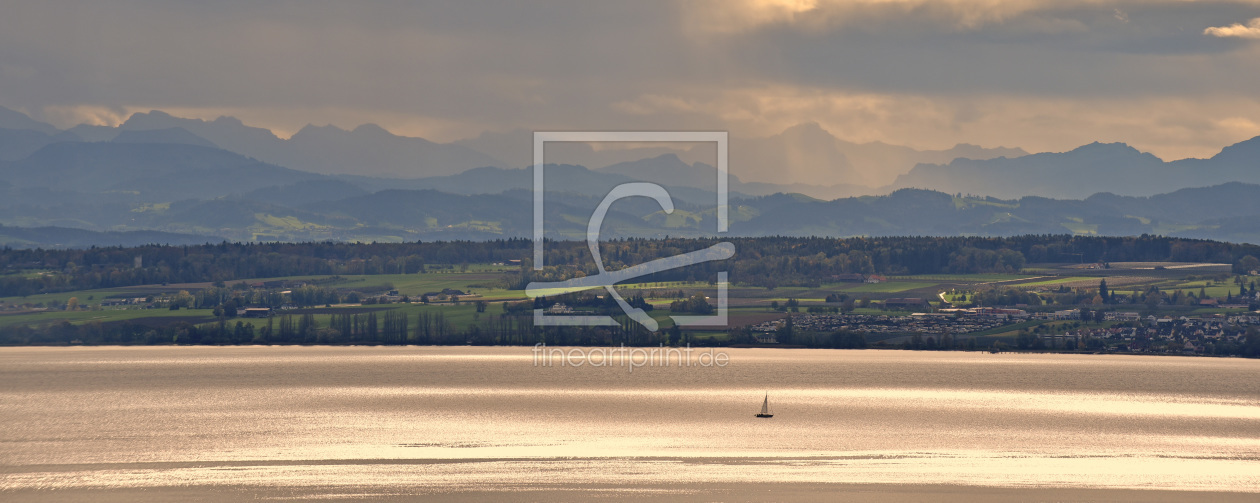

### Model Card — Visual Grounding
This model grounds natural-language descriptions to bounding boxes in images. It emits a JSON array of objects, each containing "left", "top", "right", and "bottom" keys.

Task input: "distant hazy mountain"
[
  {"left": 9, "top": 106, "right": 1260, "bottom": 246},
  {"left": 6, "top": 142, "right": 1260, "bottom": 244},
  {"left": 0, "top": 106, "right": 60, "bottom": 135},
  {"left": 0, "top": 224, "right": 215, "bottom": 248},
  {"left": 598, "top": 153, "right": 877, "bottom": 199},
  {"left": 111, "top": 127, "right": 218, "bottom": 148},
  {"left": 6, "top": 171, "right": 1260, "bottom": 245},
  {"left": 48, "top": 110, "right": 1017, "bottom": 197},
  {"left": 597, "top": 154, "right": 720, "bottom": 191},
  {"left": 375, "top": 163, "right": 635, "bottom": 195},
  {"left": 0, "top": 142, "right": 321, "bottom": 199},
  {"left": 312, "top": 188, "right": 694, "bottom": 241},
  {"left": 831, "top": 137, "right": 1027, "bottom": 187},
  {"left": 0, "top": 127, "right": 66, "bottom": 161},
  {"left": 453, "top": 129, "right": 700, "bottom": 170},
  {"left": 728, "top": 122, "right": 863, "bottom": 186},
  {"left": 118, "top": 111, "right": 506, "bottom": 178},
  {"left": 892, "top": 137, "right": 1260, "bottom": 199},
  {"left": 451, "top": 123, "right": 1025, "bottom": 190},
  {"left": 63, "top": 124, "right": 122, "bottom": 142},
  {"left": 347, "top": 162, "right": 730, "bottom": 208},
  {"left": 241, "top": 180, "right": 371, "bottom": 207},
  {"left": 148, "top": 198, "right": 355, "bottom": 237},
  {"left": 277, "top": 123, "right": 505, "bottom": 177},
  {"left": 728, "top": 122, "right": 1026, "bottom": 187},
  {"left": 716, "top": 182, "right": 1260, "bottom": 240},
  {"left": 120, "top": 111, "right": 283, "bottom": 155}
]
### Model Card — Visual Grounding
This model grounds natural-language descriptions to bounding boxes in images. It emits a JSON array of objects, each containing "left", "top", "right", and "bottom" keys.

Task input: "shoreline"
[{"left": 0, "top": 343, "right": 1251, "bottom": 360}]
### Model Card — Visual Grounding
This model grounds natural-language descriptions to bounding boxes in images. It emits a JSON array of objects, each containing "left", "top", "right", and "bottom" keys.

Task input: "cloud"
[
  {"left": 1205, "top": 17, "right": 1260, "bottom": 38},
  {"left": 4, "top": 0, "right": 1260, "bottom": 166},
  {"left": 686, "top": 0, "right": 1230, "bottom": 35},
  {"left": 612, "top": 85, "right": 1260, "bottom": 166},
  {"left": 686, "top": 0, "right": 1050, "bottom": 34},
  {"left": 39, "top": 105, "right": 131, "bottom": 128}
]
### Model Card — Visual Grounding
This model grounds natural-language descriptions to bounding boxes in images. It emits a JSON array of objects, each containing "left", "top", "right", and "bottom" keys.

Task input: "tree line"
[{"left": 5, "top": 235, "right": 1258, "bottom": 297}]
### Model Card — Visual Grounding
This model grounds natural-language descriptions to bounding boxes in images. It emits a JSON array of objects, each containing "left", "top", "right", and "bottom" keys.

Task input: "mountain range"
[
  {"left": 892, "top": 139, "right": 1260, "bottom": 199},
  {"left": 3, "top": 105, "right": 1260, "bottom": 247},
  {"left": 451, "top": 122, "right": 1025, "bottom": 193}
]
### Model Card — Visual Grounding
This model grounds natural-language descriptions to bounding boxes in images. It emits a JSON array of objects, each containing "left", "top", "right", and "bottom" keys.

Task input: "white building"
[{"left": 1053, "top": 309, "right": 1080, "bottom": 320}]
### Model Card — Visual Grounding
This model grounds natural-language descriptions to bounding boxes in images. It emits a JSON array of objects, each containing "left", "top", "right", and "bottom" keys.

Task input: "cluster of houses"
[
  {"left": 1058, "top": 316, "right": 1254, "bottom": 354},
  {"left": 753, "top": 312, "right": 1019, "bottom": 336},
  {"left": 546, "top": 303, "right": 574, "bottom": 314},
  {"left": 234, "top": 307, "right": 274, "bottom": 318},
  {"left": 98, "top": 297, "right": 150, "bottom": 307},
  {"left": 422, "top": 288, "right": 467, "bottom": 298},
  {"left": 884, "top": 298, "right": 931, "bottom": 309},
  {"left": 0, "top": 302, "right": 46, "bottom": 313}
]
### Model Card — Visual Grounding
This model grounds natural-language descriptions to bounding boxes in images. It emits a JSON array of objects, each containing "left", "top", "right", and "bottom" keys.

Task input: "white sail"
[{"left": 760, "top": 394, "right": 769, "bottom": 415}]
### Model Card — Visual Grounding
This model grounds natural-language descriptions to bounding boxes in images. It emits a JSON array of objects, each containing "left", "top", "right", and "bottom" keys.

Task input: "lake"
[{"left": 1, "top": 346, "right": 1258, "bottom": 501}]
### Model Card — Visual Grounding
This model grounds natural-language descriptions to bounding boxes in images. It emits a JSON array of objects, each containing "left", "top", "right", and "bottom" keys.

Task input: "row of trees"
[
  {"left": 6, "top": 306, "right": 1260, "bottom": 357},
  {"left": 960, "top": 281, "right": 1259, "bottom": 309},
  {"left": 0, "top": 309, "right": 670, "bottom": 347},
  {"left": 0, "top": 240, "right": 532, "bottom": 297},
  {"left": 7, "top": 235, "right": 1260, "bottom": 297}
]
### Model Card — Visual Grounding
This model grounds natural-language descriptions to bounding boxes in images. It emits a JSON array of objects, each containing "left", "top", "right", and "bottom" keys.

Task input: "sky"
[{"left": 2, "top": 0, "right": 1260, "bottom": 161}]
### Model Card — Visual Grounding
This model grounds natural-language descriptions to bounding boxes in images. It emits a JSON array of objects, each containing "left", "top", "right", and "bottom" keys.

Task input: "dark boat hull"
[{"left": 755, "top": 414, "right": 773, "bottom": 418}]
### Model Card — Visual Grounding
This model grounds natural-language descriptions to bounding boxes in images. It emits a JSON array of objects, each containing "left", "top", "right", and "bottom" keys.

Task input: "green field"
[
  {"left": 0, "top": 288, "right": 143, "bottom": 307},
  {"left": 890, "top": 274, "right": 1035, "bottom": 283},
  {"left": 3, "top": 261, "right": 1254, "bottom": 335},
  {"left": 827, "top": 281, "right": 937, "bottom": 294},
  {"left": 0, "top": 308, "right": 217, "bottom": 328},
  {"left": 1168, "top": 280, "right": 1242, "bottom": 299},
  {"left": 1007, "top": 276, "right": 1097, "bottom": 288}
]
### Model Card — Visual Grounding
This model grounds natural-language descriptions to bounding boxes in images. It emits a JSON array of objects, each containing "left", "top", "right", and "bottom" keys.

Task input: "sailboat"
[{"left": 755, "top": 393, "right": 773, "bottom": 418}]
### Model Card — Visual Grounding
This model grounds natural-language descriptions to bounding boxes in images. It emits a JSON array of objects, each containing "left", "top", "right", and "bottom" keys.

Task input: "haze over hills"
[
  {"left": 0, "top": 106, "right": 60, "bottom": 135},
  {"left": 0, "top": 224, "right": 215, "bottom": 249},
  {"left": 110, "top": 127, "right": 218, "bottom": 148},
  {"left": 452, "top": 122, "right": 1026, "bottom": 193},
  {"left": 116, "top": 111, "right": 508, "bottom": 178},
  {"left": 0, "top": 127, "right": 73, "bottom": 161},
  {"left": 28, "top": 107, "right": 1019, "bottom": 199},
  {"left": 892, "top": 138, "right": 1260, "bottom": 199},
  {"left": 0, "top": 141, "right": 320, "bottom": 199},
  {"left": 5, "top": 106, "right": 1026, "bottom": 198},
  {"left": 729, "top": 122, "right": 1028, "bottom": 188},
  {"left": 9, "top": 162, "right": 1260, "bottom": 247},
  {"left": 7, "top": 105, "right": 1260, "bottom": 246}
]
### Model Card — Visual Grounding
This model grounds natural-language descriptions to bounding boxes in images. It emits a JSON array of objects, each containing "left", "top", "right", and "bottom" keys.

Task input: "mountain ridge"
[{"left": 891, "top": 138, "right": 1260, "bottom": 199}]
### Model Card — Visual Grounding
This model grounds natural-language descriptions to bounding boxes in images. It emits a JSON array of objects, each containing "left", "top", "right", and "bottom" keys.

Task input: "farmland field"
[
  {"left": 890, "top": 274, "right": 1035, "bottom": 283},
  {"left": 4, "top": 259, "right": 1258, "bottom": 342},
  {"left": 827, "top": 281, "right": 938, "bottom": 293},
  {"left": 1011, "top": 276, "right": 1162, "bottom": 290},
  {"left": 0, "top": 308, "right": 218, "bottom": 328},
  {"left": 1006, "top": 276, "right": 1099, "bottom": 288}
]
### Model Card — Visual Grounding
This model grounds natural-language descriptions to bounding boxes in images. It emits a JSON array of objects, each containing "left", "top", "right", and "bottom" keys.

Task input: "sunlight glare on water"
[{"left": 1, "top": 346, "right": 1258, "bottom": 498}]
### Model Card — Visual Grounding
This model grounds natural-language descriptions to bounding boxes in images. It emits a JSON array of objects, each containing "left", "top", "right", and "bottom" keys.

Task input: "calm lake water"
[{"left": 1, "top": 347, "right": 1258, "bottom": 501}]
